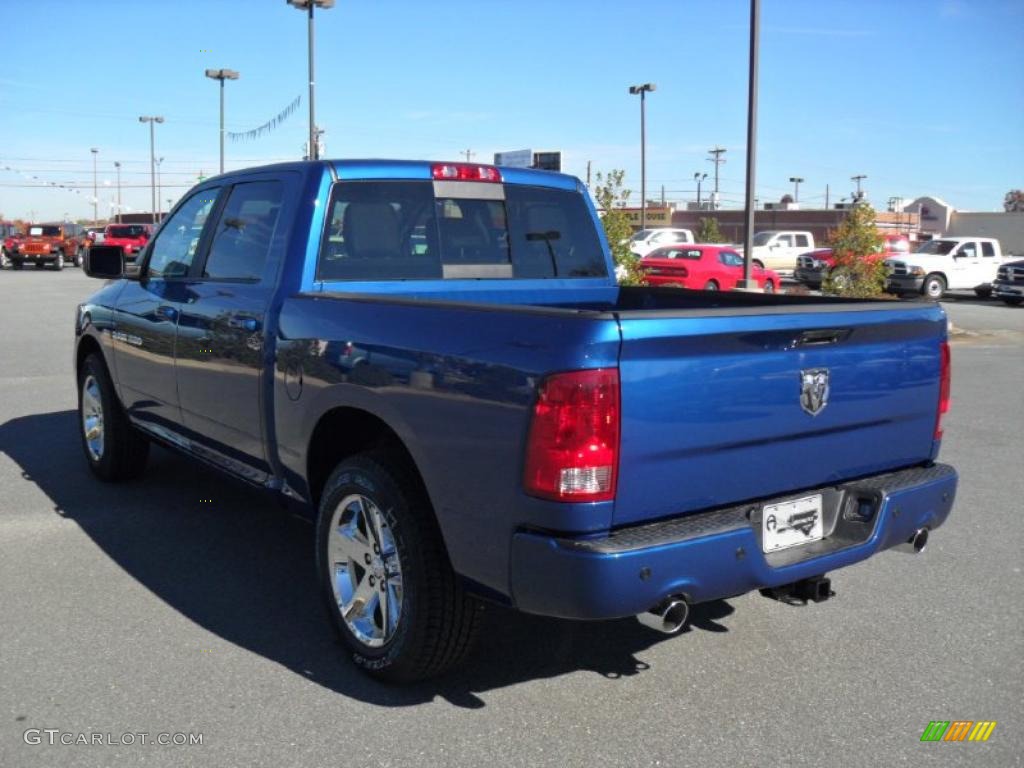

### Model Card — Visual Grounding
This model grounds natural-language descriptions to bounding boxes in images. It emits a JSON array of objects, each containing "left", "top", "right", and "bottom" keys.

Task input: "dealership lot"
[{"left": 1, "top": 269, "right": 1021, "bottom": 768}]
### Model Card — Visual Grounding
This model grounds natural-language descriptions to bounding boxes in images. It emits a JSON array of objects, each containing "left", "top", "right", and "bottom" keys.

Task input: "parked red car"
[
  {"left": 795, "top": 234, "right": 910, "bottom": 289},
  {"left": 640, "top": 244, "right": 780, "bottom": 292},
  {"left": 102, "top": 223, "right": 153, "bottom": 261}
]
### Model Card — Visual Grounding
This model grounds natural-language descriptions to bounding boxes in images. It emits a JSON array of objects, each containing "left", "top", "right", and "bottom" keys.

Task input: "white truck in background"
[
  {"left": 735, "top": 230, "right": 815, "bottom": 276},
  {"left": 884, "top": 237, "right": 1007, "bottom": 299}
]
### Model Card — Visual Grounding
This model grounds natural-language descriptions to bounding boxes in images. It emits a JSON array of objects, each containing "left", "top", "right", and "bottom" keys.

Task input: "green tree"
[
  {"left": 823, "top": 203, "right": 887, "bottom": 298},
  {"left": 696, "top": 216, "right": 725, "bottom": 243},
  {"left": 1004, "top": 189, "right": 1024, "bottom": 212},
  {"left": 590, "top": 170, "right": 646, "bottom": 285}
]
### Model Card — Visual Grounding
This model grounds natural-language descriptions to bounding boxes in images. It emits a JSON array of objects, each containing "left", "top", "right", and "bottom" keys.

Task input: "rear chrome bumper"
[{"left": 509, "top": 463, "right": 957, "bottom": 619}]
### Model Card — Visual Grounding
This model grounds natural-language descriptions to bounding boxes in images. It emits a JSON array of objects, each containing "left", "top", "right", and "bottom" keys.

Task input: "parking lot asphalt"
[{"left": 1, "top": 269, "right": 1021, "bottom": 768}]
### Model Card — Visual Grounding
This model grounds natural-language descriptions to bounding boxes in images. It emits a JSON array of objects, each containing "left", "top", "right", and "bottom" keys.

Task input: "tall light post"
[
  {"left": 156, "top": 157, "right": 164, "bottom": 220},
  {"left": 789, "top": 176, "right": 804, "bottom": 203},
  {"left": 114, "top": 161, "right": 122, "bottom": 223},
  {"left": 205, "top": 68, "right": 240, "bottom": 174},
  {"left": 738, "top": 0, "right": 761, "bottom": 291},
  {"left": 694, "top": 172, "right": 708, "bottom": 208},
  {"left": 628, "top": 82, "right": 656, "bottom": 230},
  {"left": 139, "top": 116, "right": 165, "bottom": 224},
  {"left": 287, "top": 0, "right": 334, "bottom": 161},
  {"left": 90, "top": 148, "right": 99, "bottom": 225}
]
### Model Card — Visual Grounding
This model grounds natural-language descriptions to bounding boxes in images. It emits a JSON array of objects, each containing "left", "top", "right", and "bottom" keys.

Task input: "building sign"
[
  {"left": 494, "top": 150, "right": 533, "bottom": 168},
  {"left": 620, "top": 207, "right": 674, "bottom": 226}
]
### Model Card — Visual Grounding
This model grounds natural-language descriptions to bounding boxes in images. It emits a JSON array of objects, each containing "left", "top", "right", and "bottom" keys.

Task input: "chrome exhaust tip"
[
  {"left": 896, "top": 528, "right": 929, "bottom": 554},
  {"left": 637, "top": 597, "right": 690, "bottom": 634}
]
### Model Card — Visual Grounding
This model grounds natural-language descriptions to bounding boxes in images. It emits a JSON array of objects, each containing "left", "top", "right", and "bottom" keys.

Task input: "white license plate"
[{"left": 762, "top": 494, "right": 824, "bottom": 553}]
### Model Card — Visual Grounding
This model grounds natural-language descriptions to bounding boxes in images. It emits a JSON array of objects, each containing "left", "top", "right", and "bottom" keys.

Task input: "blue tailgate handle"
[
  {"left": 795, "top": 328, "right": 850, "bottom": 346},
  {"left": 228, "top": 315, "right": 260, "bottom": 332}
]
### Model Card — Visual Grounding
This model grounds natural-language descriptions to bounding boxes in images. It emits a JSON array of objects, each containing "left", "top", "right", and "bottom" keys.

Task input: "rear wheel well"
[{"left": 306, "top": 408, "right": 429, "bottom": 511}]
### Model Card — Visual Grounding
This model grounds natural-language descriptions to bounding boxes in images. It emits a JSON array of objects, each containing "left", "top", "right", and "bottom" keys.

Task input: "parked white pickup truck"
[
  {"left": 885, "top": 237, "right": 1007, "bottom": 299},
  {"left": 736, "top": 230, "right": 815, "bottom": 276}
]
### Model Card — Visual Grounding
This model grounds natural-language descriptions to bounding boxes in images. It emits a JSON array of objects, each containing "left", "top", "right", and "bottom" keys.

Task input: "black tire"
[
  {"left": 752, "top": 259, "right": 765, "bottom": 269},
  {"left": 11, "top": 260, "right": 23, "bottom": 270},
  {"left": 53, "top": 250, "right": 65, "bottom": 271},
  {"left": 704, "top": 280, "right": 719, "bottom": 291},
  {"left": 316, "top": 454, "right": 481, "bottom": 682},
  {"left": 1004, "top": 298, "right": 1023, "bottom": 307},
  {"left": 764, "top": 280, "right": 775, "bottom": 294},
  {"left": 921, "top": 273, "right": 946, "bottom": 300},
  {"left": 0, "top": 249, "right": 8, "bottom": 268},
  {"left": 77, "top": 353, "right": 150, "bottom": 481},
  {"left": 74, "top": 248, "right": 84, "bottom": 267},
  {"left": 973, "top": 287, "right": 992, "bottom": 299}
]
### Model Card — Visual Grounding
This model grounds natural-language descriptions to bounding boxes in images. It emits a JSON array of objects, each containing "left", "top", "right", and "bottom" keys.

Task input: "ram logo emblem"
[{"left": 800, "top": 368, "right": 830, "bottom": 416}]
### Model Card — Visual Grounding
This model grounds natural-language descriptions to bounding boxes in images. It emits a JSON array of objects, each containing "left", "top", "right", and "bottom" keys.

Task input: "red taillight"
[
  {"left": 431, "top": 163, "right": 502, "bottom": 183},
  {"left": 935, "top": 341, "right": 950, "bottom": 439},
  {"left": 523, "top": 368, "right": 620, "bottom": 502}
]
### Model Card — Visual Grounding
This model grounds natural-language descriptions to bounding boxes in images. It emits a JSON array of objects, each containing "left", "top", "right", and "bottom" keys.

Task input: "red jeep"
[
  {"left": 8, "top": 223, "right": 86, "bottom": 270},
  {"left": 102, "top": 223, "right": 153, "bottom": 262},
  {"left": 1, "top": 222, "right": 24, "bottom": 268}
]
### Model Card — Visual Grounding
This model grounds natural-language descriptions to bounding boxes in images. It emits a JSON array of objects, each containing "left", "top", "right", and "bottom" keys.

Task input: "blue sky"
[{"left": 2, "top": 0, "right": 1021, "bottom": 222}]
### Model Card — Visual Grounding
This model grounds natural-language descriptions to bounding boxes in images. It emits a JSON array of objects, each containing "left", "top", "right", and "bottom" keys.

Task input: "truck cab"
[
  {"left": 739, "top": 230, "right": 815, "bottom": 276},
  {"left": 628, "top": 227, "right": 695, "bottom": 258},
  {"left": 885, "top": 237, "right": 1005, "bottom": 299}
]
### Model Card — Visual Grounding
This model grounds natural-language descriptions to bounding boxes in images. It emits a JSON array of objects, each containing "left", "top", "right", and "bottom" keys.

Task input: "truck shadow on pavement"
[{"left": 1, "top": 410, "right": 735, "bottom": 709}]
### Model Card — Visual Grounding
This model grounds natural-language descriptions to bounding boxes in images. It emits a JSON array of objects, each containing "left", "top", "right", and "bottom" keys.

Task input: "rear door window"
[
  {"left": 202, "top": 181, "right": 284, "bottom": 281},
  {"left": 794, "top": 234, "right": 810, "bottom": 248},
  {"left": 317, "top": 181, "right": 607, "bottom": 281},
  {"left": 981, "top": 241, "right": 995, "bottom": 257}
]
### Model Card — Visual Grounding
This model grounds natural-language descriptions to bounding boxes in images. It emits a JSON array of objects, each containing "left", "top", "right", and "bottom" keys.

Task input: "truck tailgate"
[{"left": 614, "top": 304, "right": 946, "bottom": 526}]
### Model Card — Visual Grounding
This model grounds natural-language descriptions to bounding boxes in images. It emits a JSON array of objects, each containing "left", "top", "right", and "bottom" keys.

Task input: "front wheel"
[
  {"left": 316, "top": 454, "right": 481, "bottom": 682},
  {"left": 763, "top": 280, "right": 775, "bottom": 294},
  {"left": 704, "top": 280, "right": 719, "bottom": 291},
  {"left": 921, "top": 274, "right": 946, "bottom": 300},
  {"left": 0, "top": 249, "right": 8, "bottom": 268},
  {"left": 78, "top": 354, "right": 150, "bottom": 481},
  {"left": 74, "top": 248, "right": 84, "bottom": 267},
  {"left": 53, "top": 251, "right": 65, "bottom": 271}
]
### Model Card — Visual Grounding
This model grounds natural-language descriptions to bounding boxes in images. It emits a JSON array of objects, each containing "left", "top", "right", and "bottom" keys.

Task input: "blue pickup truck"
[{"left": 76, "top": 159, "right": 957, "bottom": 682}]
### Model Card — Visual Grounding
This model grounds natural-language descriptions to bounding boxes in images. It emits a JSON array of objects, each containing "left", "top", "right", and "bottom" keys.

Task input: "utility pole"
[
  {"left": 114, "top": 161, "right": 122, "bottom": 223},
  {"left": 851, "top": 174, "right": 867, "bottom": 200},
  {"left": 708, "top": 145, "right": 727, "bottom": 201},
  {"left": 738, "top": 0, "right": 760, "bottom": 291},
  {"left": 660, "top": 185, "right": 665, "bottom": 206},
  {"left": 586, "top": 160, "right": 591, "bottom": 187},
  {"left": 139, "top": 116, "right": 165, "bottom": 224},
  {"left": 825, "top": 183, "right": 830, "bottom": 209},
  {"left": 462, "top": 149, "right": 475, "bottom": 162}
]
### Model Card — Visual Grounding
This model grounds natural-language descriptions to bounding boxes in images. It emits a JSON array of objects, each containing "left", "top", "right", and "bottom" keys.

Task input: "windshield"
[
  {"left": 752, "top": 232, "right": 774, "bottom": 246},
  {"left": 28, "top": 226, "right": 60, "bottom": 237},
  {"left": 914, "top": 240, "right": 956, "bottom": 255},
  {"left": 318, "top": 181, "right": 607, "bottom": 281},
  {"left": 630, "top": 229, "right": 656, "bottom": 243},
  {"left": 106, "top": 225, "right": 147, "bottom": 238}
]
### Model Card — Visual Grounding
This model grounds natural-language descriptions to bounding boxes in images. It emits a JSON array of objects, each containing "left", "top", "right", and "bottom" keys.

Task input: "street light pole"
[
  {"left": 114, "top": 161, "right": 122, "bottom": 223},
  {"left": 789, "top": 176, "right": 804, "bottom": 203},
  {"left": 139, "top": 116, "right": 165, "bottom": 224},
  {"left": 90, "top": 148, "right": 99, "bottom": 226},
  {"left": 628, "top": 82, "right": 656, "bottom": 230},
  {"left": 205, "top": 68, "right": 240, "bottom": 174},
  {"left": 287, "top": 0, "right": 334, "bottom": 161},
  {"left": 156, "top": 157, "right": 164, "bottom": 220},
  {"left": 739, "top": 0, "right": 761, "bottom": 290},
  {"left": 694, "top": 172, "right": 707, "bottom": 208}
]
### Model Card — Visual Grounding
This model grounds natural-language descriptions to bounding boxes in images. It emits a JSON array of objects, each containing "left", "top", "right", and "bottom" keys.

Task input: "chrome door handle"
[
  {"left": 228, "top": 316, "right": 259, "bottom": 332},
  {"left": 157, "top": 305, "right": 178, "bottom": 322}
]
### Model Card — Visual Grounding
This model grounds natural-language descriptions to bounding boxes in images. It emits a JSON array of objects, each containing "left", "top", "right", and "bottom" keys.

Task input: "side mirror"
[{"left": 83, "top": 245, "right": 126, "bottom": 279}]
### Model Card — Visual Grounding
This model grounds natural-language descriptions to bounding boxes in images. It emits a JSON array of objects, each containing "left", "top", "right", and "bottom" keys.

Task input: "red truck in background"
[
  {"left": 795, "top": 234, "right": 910, "bottom": 290},
  {"left": 102, "top": 223, "right": 153, "bottom": 262},
  {"left": 1, "top": 222, "right": 24, "bottom": 268}
]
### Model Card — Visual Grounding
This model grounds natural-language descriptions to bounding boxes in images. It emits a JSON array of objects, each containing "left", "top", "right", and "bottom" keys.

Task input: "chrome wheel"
[
  {"left": 81, "top": 375, "right": 105, "bottom": 460},
  {"left": 327, "top": 493, "right": 403, "bottom": 648}
]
